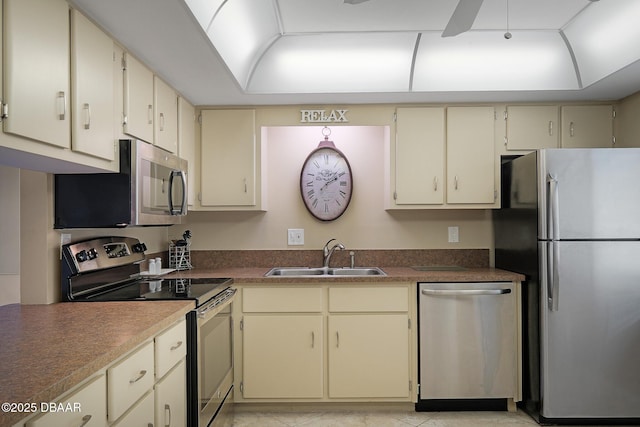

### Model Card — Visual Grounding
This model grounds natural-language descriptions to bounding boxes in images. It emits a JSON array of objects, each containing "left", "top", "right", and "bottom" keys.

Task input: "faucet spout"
[{"left": 322, "top": 239, "right": 345, "bottom": 268}]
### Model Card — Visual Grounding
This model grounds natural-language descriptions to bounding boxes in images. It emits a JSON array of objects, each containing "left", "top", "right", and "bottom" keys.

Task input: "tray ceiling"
[{"left": 69, "top": 0, "right": 640, "bottom": 106}]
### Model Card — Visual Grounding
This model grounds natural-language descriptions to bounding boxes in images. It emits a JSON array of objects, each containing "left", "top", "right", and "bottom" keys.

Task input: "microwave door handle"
[{"left": 168, "top": 171, "right": 187, "bottom": 215}]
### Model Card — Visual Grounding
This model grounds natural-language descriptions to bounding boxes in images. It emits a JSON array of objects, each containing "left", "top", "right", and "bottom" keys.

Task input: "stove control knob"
[
  {"left": 87, "top": 248, "right": 98, "bottom": 260},
  {"left": 75, "top": 250, "right": 88, "bottom": 263},
  {"left": 132, "top": 242, "right": 147, "bottom": 253}
]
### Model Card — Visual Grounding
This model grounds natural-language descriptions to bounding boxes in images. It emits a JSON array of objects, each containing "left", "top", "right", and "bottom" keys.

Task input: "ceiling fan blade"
[
  {"left": 442, "top": 0, "right": 484, "bottom": 37},
  {"left": 344, "top": 0, "right": 370, "bottom": 4}
]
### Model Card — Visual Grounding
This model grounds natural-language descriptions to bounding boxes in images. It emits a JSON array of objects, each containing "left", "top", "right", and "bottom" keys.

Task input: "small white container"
[
  {"left": 148, "top": 259, "right": 157, "bottom": 275},
  {"left": 155, "top": 257, "right": 162, "bottom": 273}
]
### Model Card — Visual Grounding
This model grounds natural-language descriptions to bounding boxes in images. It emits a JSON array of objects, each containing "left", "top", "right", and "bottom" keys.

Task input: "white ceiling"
[{"left": 69, "top": 0, "right": 640, "bottom": 106}]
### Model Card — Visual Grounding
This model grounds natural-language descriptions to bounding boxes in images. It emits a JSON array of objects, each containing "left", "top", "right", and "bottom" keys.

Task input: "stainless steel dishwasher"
[{"left": 417, "top": 282, "right": 517, "bottom": 411}]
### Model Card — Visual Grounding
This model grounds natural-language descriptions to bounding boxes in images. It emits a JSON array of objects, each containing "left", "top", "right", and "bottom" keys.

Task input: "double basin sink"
[{"left": 265, "top": 266, "right": 386, "bottom": 277}]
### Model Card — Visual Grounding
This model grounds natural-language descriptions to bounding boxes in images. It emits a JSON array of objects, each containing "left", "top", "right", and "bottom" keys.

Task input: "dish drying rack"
[{"left": 169, "top": 242, "right": 192, "bottom": 270}]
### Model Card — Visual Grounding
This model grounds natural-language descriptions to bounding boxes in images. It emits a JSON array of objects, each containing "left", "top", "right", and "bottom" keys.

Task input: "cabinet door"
[
  {"left": 155, "top": 360, "right": 186, "bottom": 427},
  {"left": 242, "top": 314, "right": 323, "bottom": 398},
  {"left": 505, "top": 105, "right": 559, "bottom": 151},
  {"left": 70, "top": 10, "right": 115, "bottom": 161},
  {"left": 328, "top": 314, "right": 410, "bottom": 398},
  {"left": 26, "top": 375, "right": 107, "bottom": 427},
  {"left": 200, "top": 109, "right": 256, "bottom": 207},
  {"left": 123, "top": 52, "right": 154, "bottom": 143},
  {"left": 561, "top": 105, "right": 614, "bottom": 148},
  {"left": 154, "top": 76, "right": 178, "bottom": 153},
  {"left": 155, "top": 319, "right": 187, "bottom": 379},
  {"left": 178, "top": 97, "right": 197, "bottom": 206},
  {"left": 394, "top": 108, "right": 445, "bottom": 205},
  {"left": 446, "top": 106, "right": 495, "bottom": 204},
  {"left": 111, "top": 390, "right": 154, "bottom": 427},
  {"left": 3, "top": 0, "right": 70, "bottom": 148}
]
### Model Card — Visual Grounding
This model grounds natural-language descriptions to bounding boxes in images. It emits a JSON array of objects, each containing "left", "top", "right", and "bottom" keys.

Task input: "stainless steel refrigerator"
[{"left": 494, "top": 148, "right": 640, "bottom": 424}]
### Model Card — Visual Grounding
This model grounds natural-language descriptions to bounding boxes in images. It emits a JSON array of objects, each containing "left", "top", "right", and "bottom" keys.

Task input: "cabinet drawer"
[
  {"left": 107, "top": 341, "right": 154, "bottom": 422},
  {"left": 155, "top": 319, "right": 186, "bottom": 378},
  {"left": 26, "top": 374, "right": 107, "bottom": 427},
  {"left": 243, "top": 287, "right": 322, "bottom": 312},
  {"left": 329, "top": 287, "right": 409, "bottom": 312}
]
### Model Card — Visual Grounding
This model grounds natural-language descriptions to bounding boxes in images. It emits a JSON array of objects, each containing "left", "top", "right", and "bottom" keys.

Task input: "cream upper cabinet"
[
  {"left": 3, "top": 0, "right": 70, "bottom": 148},
  {"left": 505, "top": 105, "right": 559, "bottom": 151},
  {"left": 327, "top": 286, "right": 410, "bottom": 399},
  {"left": 561, "top": 105, "right": 614, "bottom": 148},
  {"left": 446, "top": 106, "right": 496, "bottom": 205},
  {"left": 178, "top": 97, "right": 197, "bottom": 206},
  {"left": 123, "top": 52, "right": 154, "bottom": 144},
  {"left": 154, "top": 76, "right": 178, "bottom": 153},
  {"left": 70, "top": 10, "right": 115, "bottom": 161},
  {"left": 200, "top": 109, "right": 257, "bottom": 208},
  {"left": 394, "top": 107, "right": 445, "bottom": 205}
]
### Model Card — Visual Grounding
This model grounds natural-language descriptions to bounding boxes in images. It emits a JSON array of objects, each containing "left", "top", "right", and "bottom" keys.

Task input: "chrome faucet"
[{"left": 322, "top": 238, "right": 345, "bottom": 268}]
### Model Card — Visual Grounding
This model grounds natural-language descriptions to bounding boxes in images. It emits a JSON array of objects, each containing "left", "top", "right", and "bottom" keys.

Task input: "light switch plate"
[
  {"left": 448, "top": 226, "right": 459, "bottom": 243},
  {"left": 287, "top": 229, "right": 304, "bottom": 245}
]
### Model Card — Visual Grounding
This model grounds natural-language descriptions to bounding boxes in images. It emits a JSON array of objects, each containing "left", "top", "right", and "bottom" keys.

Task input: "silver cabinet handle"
[
  {"left": 454, "top": 176, "right": 459, "bottom": 190},
  {"left": 569, "top": 121, "right": 575, "bottom": 137},
  {"left": 129, "top": 369, "right": 147, "bottom": 384},
  {"left": 147, "top": 104, "right": 153, "bottom": 124},
  {"left": 159, "top": 112, "right": 165, "bottom": 131},
  {"left": 170, "top": 341, "right": 183, "bottom": 351},
  {"left": 336, "top": 331, "right": 340, "bottom": 348},
  {"left": 433, "top": 176, "right": 438, "bottom": 191},
  {"left": 548, "top": 120, "right": 554, "bottom": 136},
  {"left": 311, "top": 331, "right": 315, "bottom": 348},
  {"left": 79, "top": 415, "right": 92, "bottom": 427},
  {"left": 421, "top": 288, "right": 511, "bottom": 296},
  {"left": 164, "top": 403, "right": 172, "bottom": 427},
  {"left": 83, "top": 103, "right": 91, "bottom": 130},
  {"left": 57, "top": 91, "right": 66, "bottom": 120}
]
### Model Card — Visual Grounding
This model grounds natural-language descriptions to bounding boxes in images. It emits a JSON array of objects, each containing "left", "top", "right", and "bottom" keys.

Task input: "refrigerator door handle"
[{"left": 547, "top": 173, "right": 560, "bottom": 311}]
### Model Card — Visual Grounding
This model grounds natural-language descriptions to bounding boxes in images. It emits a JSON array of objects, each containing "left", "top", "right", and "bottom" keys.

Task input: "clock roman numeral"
[
  {"left": 340, "top": 181, "right": 347, "bottom": 186},
  {"left": 307, "top": 189, "right": 315, "bottom": 198}
]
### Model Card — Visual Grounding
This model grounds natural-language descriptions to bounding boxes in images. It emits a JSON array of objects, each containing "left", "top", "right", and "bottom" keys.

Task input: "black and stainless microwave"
[{"left": 54, "top": 139, "right": 187, "bottom": 228}]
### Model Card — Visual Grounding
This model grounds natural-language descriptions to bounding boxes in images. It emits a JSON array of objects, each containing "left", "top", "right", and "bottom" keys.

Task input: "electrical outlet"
[
  {"left": 448, "top": 226, "right": 459, "bottom": 243},
  {"left": 287, "top": 229, "right": 304, "bottom": 246}
]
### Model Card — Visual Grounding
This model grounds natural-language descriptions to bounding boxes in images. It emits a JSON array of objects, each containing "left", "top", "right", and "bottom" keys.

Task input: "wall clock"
[{"left": 300, "top": 128, "right": 353, "bottom": 221}]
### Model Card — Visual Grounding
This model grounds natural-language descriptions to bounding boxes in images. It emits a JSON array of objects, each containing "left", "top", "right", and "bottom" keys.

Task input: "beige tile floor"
[{"left": 230, "top": 405, "right": 541, "bottom": 427}]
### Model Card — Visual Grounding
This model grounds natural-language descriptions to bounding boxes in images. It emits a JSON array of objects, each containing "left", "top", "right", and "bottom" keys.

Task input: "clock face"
[{"left": 300, "top": 146, "right": 353, "bottom": 221}]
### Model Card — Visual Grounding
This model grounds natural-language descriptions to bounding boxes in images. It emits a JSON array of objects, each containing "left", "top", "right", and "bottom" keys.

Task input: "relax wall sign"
[{"left": 300, "top": 109, "right": 348, "bottom": 123}]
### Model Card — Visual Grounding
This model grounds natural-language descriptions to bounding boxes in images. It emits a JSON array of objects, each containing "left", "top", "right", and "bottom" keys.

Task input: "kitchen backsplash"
[{"left": 189, "top": 249, "right": 489, "bottom": 269}]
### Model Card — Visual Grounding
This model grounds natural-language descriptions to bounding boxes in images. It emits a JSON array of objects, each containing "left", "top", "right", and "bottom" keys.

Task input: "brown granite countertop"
[
  {"left": 0, "top": 301, "right": 193, "bottom": 427},
  {"left": 168, "top": 266, "right": 525, "bottom": 283}
]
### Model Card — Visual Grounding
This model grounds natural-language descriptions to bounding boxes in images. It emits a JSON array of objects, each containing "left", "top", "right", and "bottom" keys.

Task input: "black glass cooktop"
[{"left": 82, "top": 277, "right": 232, "bottom": 306}]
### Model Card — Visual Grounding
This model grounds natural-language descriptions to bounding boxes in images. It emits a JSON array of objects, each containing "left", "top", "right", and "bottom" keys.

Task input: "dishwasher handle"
[{"left": 421, "top": 288, "right": 511, "bottom": 296}]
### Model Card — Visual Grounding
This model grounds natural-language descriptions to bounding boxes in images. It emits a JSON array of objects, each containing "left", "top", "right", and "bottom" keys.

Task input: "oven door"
[{"left": 188, "top": 289, "right": 236, "bottom": 427}]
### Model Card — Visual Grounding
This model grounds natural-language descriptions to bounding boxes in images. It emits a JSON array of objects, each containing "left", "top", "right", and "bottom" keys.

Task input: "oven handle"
[{"left": 197, "top": 288, "right": 237, "bottom": 321}]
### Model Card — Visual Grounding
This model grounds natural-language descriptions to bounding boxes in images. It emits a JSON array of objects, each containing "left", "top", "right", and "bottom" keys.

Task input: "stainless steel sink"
[{"left": 265, "top": 267, "right": 386, "bottom": 277}]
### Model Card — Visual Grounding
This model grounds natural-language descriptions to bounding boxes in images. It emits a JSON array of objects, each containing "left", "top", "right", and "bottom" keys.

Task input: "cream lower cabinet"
[
  {"left": 18, "top": 319, "right": 186, "bottom": 427},
  {"left": 155, "top": 360, "right": 186, "bottom": 427},
  {"left": 25, "top": 374, "right": 107, "bottom": 427},
  {"left": 242, "top": 315, "right": 324, "bottom": 398},
  {"left": 241, "top": 287, "right": 324, "bottom": 398},
  {"left": 237, "top": 284, "right": 413, "bottom": 402},
  {"left": 328, "top": 286, "right": 411, "bottom": 399}
]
